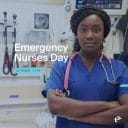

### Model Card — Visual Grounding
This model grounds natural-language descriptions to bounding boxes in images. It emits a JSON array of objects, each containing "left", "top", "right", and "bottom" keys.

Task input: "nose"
[{"left": 86, "top": 31, "right": 93, "bottom": 40}]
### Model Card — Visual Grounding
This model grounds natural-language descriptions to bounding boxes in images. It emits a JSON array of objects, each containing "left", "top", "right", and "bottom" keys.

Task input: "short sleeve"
[
  {"left": 118, "top": 62, "right": 128, "bottom": 97},
  {"left": 42, "top": 61, "right": 66, "bottom": 97}
]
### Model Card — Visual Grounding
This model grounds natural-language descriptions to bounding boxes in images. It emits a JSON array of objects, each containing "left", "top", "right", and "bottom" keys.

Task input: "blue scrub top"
[{"left": 42, "top": 54, "right": 128, "bottom": 128}]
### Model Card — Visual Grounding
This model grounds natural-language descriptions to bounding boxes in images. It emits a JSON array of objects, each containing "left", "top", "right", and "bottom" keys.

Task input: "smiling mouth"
[{"left": 84, "top": 43, "right": 96, "bottom": 46}]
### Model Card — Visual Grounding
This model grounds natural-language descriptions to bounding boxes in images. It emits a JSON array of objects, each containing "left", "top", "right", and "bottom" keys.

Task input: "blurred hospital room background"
[{"left": 0, "top": 0, "right": 127, "bottom": 127}]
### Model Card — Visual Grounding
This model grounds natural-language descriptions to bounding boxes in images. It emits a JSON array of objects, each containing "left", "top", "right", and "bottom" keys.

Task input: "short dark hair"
[{"left": 71, "top": 5, "right": 111, "bottom": 52}]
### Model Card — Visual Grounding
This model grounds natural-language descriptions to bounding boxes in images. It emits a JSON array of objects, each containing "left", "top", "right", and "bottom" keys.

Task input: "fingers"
[
  {"left": 54, "top": 89, "right": 66, "bottom": 97},
  {"left": 110, "top": 101, "right": 120, "bottom": 108},
  {"left": 54, "top": 89, "right": 60, "bottom": 96}
]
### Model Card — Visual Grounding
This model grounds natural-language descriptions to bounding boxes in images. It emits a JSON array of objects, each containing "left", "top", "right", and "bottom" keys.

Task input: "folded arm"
[
  {"left": 72, "top": 94, "right": 128, "bottom": 125},
  {"left": 47, "top": 89, "right": 119, "bottom": 119}
]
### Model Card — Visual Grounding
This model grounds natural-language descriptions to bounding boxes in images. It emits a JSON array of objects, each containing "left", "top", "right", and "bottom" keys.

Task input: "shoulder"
[
  {"left": 51, "top": 56, "right": 70, "bottom": 71},
  {"left": 111, "top": 59, "right": 128, "bottom": 72},
  {"left": 112, "top": 59, "right": 127, "bottom": 68},
  {"left": 51, "top": 53, "right": 80, "bottom": 71}
]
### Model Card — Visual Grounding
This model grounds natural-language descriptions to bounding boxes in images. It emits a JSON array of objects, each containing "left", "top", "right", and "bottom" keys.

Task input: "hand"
[
  {"left": 109, "top": 101, "right": 120, "bottom": 108},
  {"left": 54, "top": 89, "right": 66, "bottom": 97}
]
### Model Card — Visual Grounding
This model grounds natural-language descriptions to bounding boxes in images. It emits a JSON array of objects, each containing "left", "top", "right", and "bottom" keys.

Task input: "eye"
[
  {"left": 80, "top": 28, "right": 88, "bottom": 33},
  {"left": 93, "top": 27, "right": 100, "bottom": 33}
]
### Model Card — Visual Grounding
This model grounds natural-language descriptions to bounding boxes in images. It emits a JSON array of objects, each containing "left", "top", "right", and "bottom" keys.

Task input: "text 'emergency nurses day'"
[{"left": 14, "top": 43, "right": 69, "bottom": 63}]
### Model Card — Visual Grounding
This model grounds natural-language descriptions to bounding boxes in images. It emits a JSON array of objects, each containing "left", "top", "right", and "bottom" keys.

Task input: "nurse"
[{"left": 42, "top": 5, "right": 128, "bottom": 128}]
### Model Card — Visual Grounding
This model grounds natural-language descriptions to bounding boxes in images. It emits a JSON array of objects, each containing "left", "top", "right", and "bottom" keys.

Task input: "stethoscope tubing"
[{"left": 64, "top": 52, "right": 117, "bottom": 92}]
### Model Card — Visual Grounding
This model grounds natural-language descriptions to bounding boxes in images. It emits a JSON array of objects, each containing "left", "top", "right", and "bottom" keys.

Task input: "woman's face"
[{"left": 77, "top": 14, "right": 104, "bottom": 54}]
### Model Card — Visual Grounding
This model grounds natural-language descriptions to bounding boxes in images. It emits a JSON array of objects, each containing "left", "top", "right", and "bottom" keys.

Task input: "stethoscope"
[{"left": 62, "top": 52, "right": 118, "bottom": 96}]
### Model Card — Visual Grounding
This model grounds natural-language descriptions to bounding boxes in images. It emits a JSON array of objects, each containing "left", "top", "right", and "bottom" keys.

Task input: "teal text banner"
[{"left": 16, "top": 68, "right": 43, "bottom": 75}]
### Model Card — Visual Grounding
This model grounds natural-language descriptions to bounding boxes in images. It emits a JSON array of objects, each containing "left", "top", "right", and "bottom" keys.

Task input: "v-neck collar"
[{"left": 77, "top": 54, "right": 99, "bottom": 73}]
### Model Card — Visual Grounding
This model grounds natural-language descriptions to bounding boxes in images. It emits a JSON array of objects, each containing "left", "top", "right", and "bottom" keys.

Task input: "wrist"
[{"left": 109, "top": 101, "right": 120, "bottom": 108}]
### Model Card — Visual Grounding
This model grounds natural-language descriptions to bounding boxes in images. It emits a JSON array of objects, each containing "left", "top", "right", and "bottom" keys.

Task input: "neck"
[
  {"left": 79, "top": 50, "right": 101, "bottom": 71},
  {"left": 79, "top": 50, "right": 100, "bottom": 61}
]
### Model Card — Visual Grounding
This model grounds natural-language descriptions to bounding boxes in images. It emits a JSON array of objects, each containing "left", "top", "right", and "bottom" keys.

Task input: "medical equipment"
[
  {"left": 64, "top": 0, "right": 127, "bottom": 27},
  {"left": 2, "top": 12, "right": 11, "bottom": 75},
  {"left": 63, "top": 52, "right": 118, "bottom": 96},
  {"left": 73, "top": 0, "right": 127, "bottom": 15},
  {"left": 64, "top": 0, "right": 73, "bottom": 12},
  {"left": 2, "top": 12, "right": 19, "bottom": 76},
  {"left": 10, "top": 14, "right": 19, "bottom": 75}
]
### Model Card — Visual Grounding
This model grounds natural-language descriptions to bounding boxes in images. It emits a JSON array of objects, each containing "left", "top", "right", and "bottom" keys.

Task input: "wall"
[
  {"left": 0, "top": 1, "right": 64, "bottom": 127},
  {"left": 0, "top": 1, "right": 65, "bottom": 43},
  {"left": 0, "top": 1, "right": 65, "bottom": 101}
]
